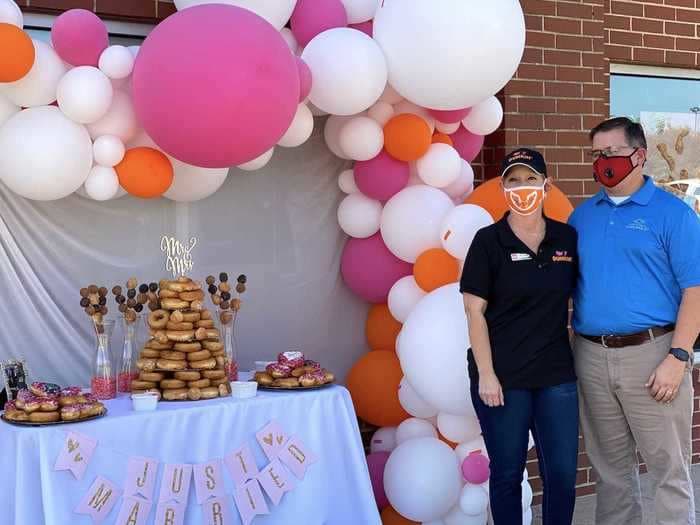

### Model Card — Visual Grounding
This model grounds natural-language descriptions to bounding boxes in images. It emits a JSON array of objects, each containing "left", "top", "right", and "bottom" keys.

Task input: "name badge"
[{"left": 510, "top": 253, "right": 532, "bottom": 262}]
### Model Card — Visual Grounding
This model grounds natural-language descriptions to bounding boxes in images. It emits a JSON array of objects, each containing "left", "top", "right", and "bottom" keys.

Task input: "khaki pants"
[{"left": 574, "top": 332, "right": 695, "bottom": 525}]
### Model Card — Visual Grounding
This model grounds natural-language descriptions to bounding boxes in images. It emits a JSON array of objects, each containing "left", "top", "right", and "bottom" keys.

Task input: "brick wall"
[{"left": 16, "top": 0, "right": 175, "bottom": 22}]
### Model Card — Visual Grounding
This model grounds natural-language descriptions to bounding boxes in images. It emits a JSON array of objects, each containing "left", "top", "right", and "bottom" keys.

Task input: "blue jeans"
[{"left": 471, "top": 381, "right": 579, "bottom": 525}]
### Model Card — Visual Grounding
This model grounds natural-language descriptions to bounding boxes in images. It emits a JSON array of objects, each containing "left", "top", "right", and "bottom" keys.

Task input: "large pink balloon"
[
  {"left": 296, "top": 57, "right": 312, "bottom": 102},
  {"left": 367, "top": 452, "right": 391, "bottom": 510},
  {"left": 429, "top": 107, "right": 471, "bottom": 124},
  {"left": 132, "top": 5, "right": 299, "bottom": 168},
  {"left": 51, "top": 9, "right": 108, "bottom": 66},
  {"left": 354, "top": 150, "right": 409, "bottom": 202},
  {"left": 341, "top": 234, "right": 412, "bottom": 304},
  {"left": 450, "top": 126, "right": 485, "bottom": 163},
  {"left": 461, "top": 452, "right": 490, "bottom": 484},
  {"left": 290, "top": 0, "right": 348, "bottom": 47}
]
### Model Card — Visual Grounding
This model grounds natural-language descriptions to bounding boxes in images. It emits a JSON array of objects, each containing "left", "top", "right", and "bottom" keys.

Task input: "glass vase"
[
  {"left": 117, "top": 314, "right": 141, "bottom": 393},
  {"left": 218, "top": 309, "right": 239, "bottom": 381},
  {"left": 90, "top": 318, "right": 116, "bottom": 400}
]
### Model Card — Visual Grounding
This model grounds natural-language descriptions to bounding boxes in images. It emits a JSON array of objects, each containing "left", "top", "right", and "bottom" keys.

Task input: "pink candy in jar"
[
  {"left": 226, "top": 360, "right": 239, "bottom": 381},
  {"left": 117, "top": 371, "right": 138, "bottom": 393},
  {"left": 90, "top": 376, "right": 116, "bottom": 400}
]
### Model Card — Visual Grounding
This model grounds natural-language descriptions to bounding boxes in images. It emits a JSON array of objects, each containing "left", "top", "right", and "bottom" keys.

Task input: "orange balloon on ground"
[
  {"left": 381, "top": 506, "right": 419, "bottom": 525},
  {"left": 414, "top": 248, "right": 459, "bottom": 293},
  {"left": 464, "top": 176, "right": 574, "bottom": 222},
  {"left": 431, "top": 132, "right": 453, "bottom": 146},
  {"left": 116, "top": 147, "right": 174, "bottom": 198},
  {"left": 366, "top": 304, "right": 402, "bottom": 351},
  {"left": 347, "top": 351, "right": 409, "bottom": 427},
  {"left": 0, "top": 24, "right": 35, "bottom": 82},
  {"left": 383, "top": 114, "right": 432, "bottom": 162}
]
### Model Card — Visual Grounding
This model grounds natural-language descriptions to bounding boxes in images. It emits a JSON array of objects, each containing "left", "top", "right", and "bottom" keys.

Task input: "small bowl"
[
  {"left": 255, "top": 361, "right": 275, "bottom": 372},
  {"left": 131, "top": 392, "right": 159, "bottom": 411},
  {"left": 231, "top": 381, "right": 257, "bottom": 399}
]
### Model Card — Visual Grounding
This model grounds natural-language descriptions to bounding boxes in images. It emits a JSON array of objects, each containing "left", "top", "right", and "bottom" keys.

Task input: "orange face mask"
[{"left": 503, "top": 183, "right": 546, "bottom": 216}]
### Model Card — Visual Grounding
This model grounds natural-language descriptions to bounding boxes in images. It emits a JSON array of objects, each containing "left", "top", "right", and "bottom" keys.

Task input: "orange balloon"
[
  {"left": 116, "top": 147, "right": 174, "bottom": 198},
  {"left": 414, "top": 249, "right": 459, "bottom": 292},
  {"left": 366, "top": 304, "right": 402, "bottom": 351},
  {"left": 0, "top": 24, "right": 35, "bottom": 82},
  {"left": 432, "top": 132, "right": 453, "bottom": 147},
  {"left": 465, "top": 177, "right": 574, "bottom": 222},
  {"left": 381, "top": 506, "right": 419, "bottom": 525},
  {"left": 383, "top": 114, "right": 432, "bottom": 162},
  {"left": 347, "top": 351, "right": 409, "bottom": 427}
]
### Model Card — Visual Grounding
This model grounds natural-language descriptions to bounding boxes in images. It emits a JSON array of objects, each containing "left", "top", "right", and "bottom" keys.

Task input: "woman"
[{"left": 460, "top": 148, "right": 578, "bottom": 525}]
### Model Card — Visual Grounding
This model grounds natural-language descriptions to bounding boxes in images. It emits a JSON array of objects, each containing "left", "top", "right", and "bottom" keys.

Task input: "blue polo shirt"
[{"left": 569, "top": 176, "right": 700, "bottom": 336}]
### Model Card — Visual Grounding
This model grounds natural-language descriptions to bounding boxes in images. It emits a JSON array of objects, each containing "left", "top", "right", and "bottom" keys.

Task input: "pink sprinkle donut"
[
  {"left": 61, "top": 387, "right": 81, "bottom": 397},
  {"left": 4, "top": 400, "right": 16, "bottom": 411},
  {"left": 278, "top": 351, "right": 304, "bottom": 369},
  {"left": 266, "top": 363, "right": 292, "bottom": 378},
  {"left": 30, "top": 382, "right": 61, "bottom": 397}
]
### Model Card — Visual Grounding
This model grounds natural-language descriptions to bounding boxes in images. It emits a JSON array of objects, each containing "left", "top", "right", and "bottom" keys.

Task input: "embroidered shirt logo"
[
  {"left": 626, "top": 218, "right": 649, "bottom": 231},
  {"left": 552, "top": 250, "right": 573, "bottom": 263}
]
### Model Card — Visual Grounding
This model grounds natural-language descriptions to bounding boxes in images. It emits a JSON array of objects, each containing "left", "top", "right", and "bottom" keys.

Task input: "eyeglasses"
[{"left": 587, "top": 145, "right": 636, "bottom": 161}]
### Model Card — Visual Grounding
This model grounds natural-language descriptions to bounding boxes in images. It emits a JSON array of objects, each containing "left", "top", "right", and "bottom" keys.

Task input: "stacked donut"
[
  {"left": 3, "top": 383, "right": 105, "bottom": 423},
  {"left": 254, "top": 352, "right": 335, "bottom": 388},
  {"left": 133, "top": 276, "right": 231, "bottom": 401}
]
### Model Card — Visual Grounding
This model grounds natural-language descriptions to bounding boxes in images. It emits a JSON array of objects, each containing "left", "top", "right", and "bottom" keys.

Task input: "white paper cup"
[
  {"left": 231, "top": 381, "right": 258, "bottom": 399},
  {"left": 131, "top": 392, "right": 159, "bottom": 411}
]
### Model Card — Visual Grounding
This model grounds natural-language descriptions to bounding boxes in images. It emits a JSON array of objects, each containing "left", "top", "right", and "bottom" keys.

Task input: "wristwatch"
[{"left": 669, "top": 347, "right": 690, "bottom": 362}]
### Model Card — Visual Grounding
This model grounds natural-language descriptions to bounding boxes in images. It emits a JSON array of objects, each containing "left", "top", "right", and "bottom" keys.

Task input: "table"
[{"left": 0, "top": 382, "right": 381, "bottom": 525}]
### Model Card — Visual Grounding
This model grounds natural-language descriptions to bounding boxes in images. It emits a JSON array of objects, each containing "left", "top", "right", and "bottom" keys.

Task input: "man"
[{"left": 568, "top": 117, "right": 700, "bottom": 525}]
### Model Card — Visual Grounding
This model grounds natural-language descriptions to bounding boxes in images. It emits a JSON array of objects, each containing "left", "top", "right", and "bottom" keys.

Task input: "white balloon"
[
  {"left": 323, "top": 114, "right": 353, "bottom": 159},
  {"left": 398, "top": 283, "right": 472, "bottom": 415},
  {"left": 380, "top": 185, "right": 454, "bottom": 263},
  {"left": 127, "top": 46, "right": 140, "bottom": 58},
  {"left": 455, "top": 437, "right": 487, "bottom": 463},
  {"left": 280, "top": 28, "right": 299, "bottom": 54},
  {"left": 341, "top": 0, "right": 380, "bottom": 23},
  {"left": 443, "top": 160, "right": 475, "bottom": 200},
  {"left": 57, "top": 66, "right": 113, "bottom": 124},
  {"left": 0, "top": 40, "right": 67, "bottom": 108},
  {"left": 417, "top": 144, "right": 462, "bottom": 188},
  {"left": 522, "top": 480, "right": 533, "bottom": 508},
  {"left": 459, "top": 485, "right": 489, "bottom": 517},
  {"left": 0, "top": 106, "right": 92, "bottom": 200},
  {"left": 76, "top": 183, "right": 127, "bottom": 201},
  {"left": 278, "top": 103, "right": 314, "bottom": 147},
  {"left": 396, "top": 418, "right": 438, "bottom": 445},
  {"left": 435, "top": 120, "right": 460, "bottom": 135},
  {"left": 338, "top": 116, "right": 383, "bottom": 161},
  {"left": 528, "top": 432, "right": 535, "bottom": 451},
  {"left": 399, "top": 377, "right": 438, "bottom": 419},
  {"left": 388, "top": 276, "right": 426, "bottom": 323},
  {"left": 440, "top": 204, "right": 494, "bottom": 260},
  {"left": 302, "top": 28, "right": 387, "bottom": 116},
  {"left": 0, "top": 94, "right": 19, "bottom": 128},
  {"left": 384, "top": 438, "right": 462, "bottom": 522},
  {"left": 444, "top": 505, "right": 487, "bottom": 525},
  {"left": 437, "top": 412, "right": 481, "bottom": 445},
  {"left": 462, "top": 96, "right": 503, "bottom": 136},
  {"left": 164, "top": 159, "right": 228, "bottom": 202},
  {"left": 84, "top": 165, "right": 119, "bottom": 201},
  {"left": 98, "top": 45, "right": 134, "bottom": 80},
  {"left": 393, "top": 100, "right": 435, "bottom": 132},
  {"left": 373, "top": 0, "right": 524, "bottom": 110},
  {"left": 523, "top": 507, "right": 533, "bottom": 525},
  {"left": 370, "top": 427, "right": 397, "bottom": 453},
  {"left": 0, "top": 0, "right": 22, "bottom": 26},
  {"left": 237, "top": 148, "right": 274, "bottom": 171},
  {"left": 86, "top": 90, "right": 138, "bottom": 142},
  {"left": 338, "top": 169, "right": 359, "bottom": 194},
  {"left": 367, "top": 101, "right": 394, "bottom": 126},
  {"left": 93, "top": 135, "right": 125, "bottom": 167},
  {"left": 174, "top": 0, "right": 297, "bottom": 30},
  {"left": 337, "top": 192, "right": 382, "bottom": 238}
]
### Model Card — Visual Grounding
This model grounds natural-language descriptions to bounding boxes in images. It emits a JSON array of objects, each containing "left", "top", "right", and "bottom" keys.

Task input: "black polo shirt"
[{"left": 460, "top": 214, "right": 578, "bottom": 390}]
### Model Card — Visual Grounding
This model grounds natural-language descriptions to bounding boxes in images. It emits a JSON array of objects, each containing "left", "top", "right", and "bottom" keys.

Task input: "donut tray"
[
  {"left": 159, "top": 394, "right": 231, "bottom": 403},
  {"left": 1, "top": 409, "right": 107, "bottom": 427},
  {"left": 256, "top": 381, "right": 334, "bottom": 392}
]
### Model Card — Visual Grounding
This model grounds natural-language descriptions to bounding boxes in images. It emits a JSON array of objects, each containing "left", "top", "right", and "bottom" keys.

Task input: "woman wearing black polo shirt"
[{"left": 460, "top": 148, "right": 578, "bottom": 525}]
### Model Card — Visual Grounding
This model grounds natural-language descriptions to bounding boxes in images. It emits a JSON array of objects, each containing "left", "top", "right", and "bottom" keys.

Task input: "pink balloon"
[
  {"left": 354, "top": 150, "right": 409, "bottom": 202},
  {"left": 450, "top": 126, "right": 485, "bottom": 163},
  {"left": 428, "top": 107, "right": 471, "bottom": 124},
  {"left": 296, "top": 57, "right": 312, "bottom": 102},
  {"left": 350, "top": 20, "right": 373, "bottom": 37},
  {"left": 132, "top": 5, "right": 299, "bottom": 168},
  {"left": 367, "top": 452, "right": 391, "bottom": 510},
  {"left": 51, "top": 9, "right": 108, "bottom": 66},
  {"left": 290, "top": 0, "right": 348, "bottom": 47},
  {"left": 341, "top": 234, "right": 412, "bottom": 304},
  {"left": 461, "top": 452, "right": 490, "bottom": 484}
]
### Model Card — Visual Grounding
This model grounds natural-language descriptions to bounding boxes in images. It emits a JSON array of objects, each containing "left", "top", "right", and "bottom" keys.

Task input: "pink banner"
[
  {"left": 278, "top": 436, "right": 317, "bottom": 480},
  {"left": 154, "top": 501, "right": 186, "bottom": 525},
  {"left": 54, "top": 431, "right": 97, "bottom": 481},
  {"left": 114, "top": 496, "right": 152, "bottom": 525},
  {"left": 233, "top": 479, "right": 269, "bottom": 525},
  {"left": 257, "top": 459, "right": 295, "bottom": 506},
  {"left": 75, "top": 476, "right": 121, "bottom": 524},
  {"left": 201, "top": 496, "right": 235, "bottom": 525},
  {"left": 124, "top": 456, "right": 159, "bottom": 501},
  {"left": 224, "top": 445, "right": 258, "bottom": 487},
  {"left": 158, "top": 464, "right": 192, "bottom": 505},
  {"left": 256, "top": 420, "right": 289, "bottom": 460},
  {"left": 193, "top": 459, "right": 226, "bottom": 504}
]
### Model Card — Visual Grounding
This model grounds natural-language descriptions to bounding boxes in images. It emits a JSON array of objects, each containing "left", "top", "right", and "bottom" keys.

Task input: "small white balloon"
[
  {"left": 443, "top": 505, "right": 487, "bottom": 525},
  {"left": 87, "top": 90, "right": 138, "bottom": 142},
  {"left": 338, "top": 116, "right": 383, "bottom": 161},
  {"left": 435, "top": 120, "right": 460, "bottom": 135},
  {"left": 323, "top": 114, "right": 353, "bottom": 159},
  {"left": 237, "top": 148, "right": 274, "bottom": 171},
  {"left": 393, "top": 100, "right": 435, "bottom": 132},
  {"left": 528, "top": 432, "right": 535, "bottom": 451},
  {"left": 337, "top": 192, "right": 382, "bottom": 238},
  {"left": 396, "top": 418, "right": 438, "bottom": 445},
  {"left": 437, "top": 412, "right": 481, "bottom": 445},
  {"left": 379, "top": 84, "right": 404, "bottom": 105},
  {"left": 280, "top": 27, "right": 299, "bottom": 53},
  {"left": 164, "top": 159, "right": 229, "bottom": 202},
  {"left": 0, "top": 0, "right": 22, "bottom": 26},
  {"left": 98, "top": 45, "right": 134, "bottom": 80},
  {"left": 388, "top": 276, "right": 426, "bottom": 323},
  {"left": 440, "top": 204, "right": 494, "bottom": 260},
  {"left": 417, "top": 143, "right": 462, "bottom": 188},
  {"left": 57, "top": 66, "right": 114, "bottom": 124},
  {"left": 443, "top": 160, "right": 475, "bottom": 201},
  {"left": 93, "top": 135, "right": 125, "bottom": 167},
  {"left": 367, "top": 101, "right": 394, "bottom": 126},
  {"left": 174, "top": 0, "right": 297, "bottom": 30},
  {"left": 455, "top": 437, "right": 487, "bottom": 463},
  {"left": 462, "top": 96, "right": 503, "bottom": 136},
  {"left": 522, "top": 480, "right": 533, "bottom": 508},
  {"left": 0, "top": 94, "right": 19, "bottom": 128},
  {"left": 459, "top": 485, "right": 489, "bottom": 517},
  {"left": 523, "top": 507, "right": 533, "bottom": 525},
  {"left": 338, "top": 169, "right": 359, "bottom": 194},
  {"left": 341, "top": 0, "right": 380, "bottom": 23},
  {"left": 399, "top": 377, "right": 438, "bottom": 419},
  {"left": 84, "top": 165, "right": 119, "bottom": 201},
  {"left": 278, "top": 103, "right": 314, "bottom": 147},
  {"left": 370, "top": 427, "right": 398, "bottom": 453}
]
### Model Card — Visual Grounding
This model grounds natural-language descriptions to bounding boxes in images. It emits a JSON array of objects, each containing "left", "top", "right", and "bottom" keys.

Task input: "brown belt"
[{"left": 581, "top": 324, "right": 675, "bottom": 348}]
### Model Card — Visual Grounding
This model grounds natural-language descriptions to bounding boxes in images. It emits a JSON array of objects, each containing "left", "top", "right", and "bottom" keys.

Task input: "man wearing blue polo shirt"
[{"left": 569, "top": 117, "right": 700, "bottom": 525}]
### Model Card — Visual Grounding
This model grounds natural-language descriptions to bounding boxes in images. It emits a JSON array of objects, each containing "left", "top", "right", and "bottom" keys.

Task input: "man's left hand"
[{"left": 645, "top": 355, "right": 687, "bottom": 403}]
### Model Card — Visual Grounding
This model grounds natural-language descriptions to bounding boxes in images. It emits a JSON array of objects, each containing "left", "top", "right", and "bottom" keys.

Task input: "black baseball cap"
[{"left": 500, "top": 148, "right": 547, "bottom": 178}]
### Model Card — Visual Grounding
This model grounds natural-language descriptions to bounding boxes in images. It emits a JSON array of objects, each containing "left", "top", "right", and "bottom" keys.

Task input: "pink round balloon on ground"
[
  {"left": 354, "top": 150, "right": 409, "bottom": 202},
  {"left": 429, "top": 107, "right": 471, "bottom": 124},
  {"left": 461, "top": 452, "right": 490, "bottom": 484},
  {"left": 366, "top": 451, "right": 391, "bottom": 510},
  {"left": 51, "top": 9, "right": 108, "bottom": 66},
  {"left": 450, "top": 126, "right": 485, "bottom": 163},
  {"left": 341, "top": 233, "right": 413, "bottom": 304},
  {"left": 350, "top": 20, "right": 373, "bottom": 37},
  {"left": 132, "top": 5, "right": 299, "bottom": 168},
  {"left": 296, "top": 57, "right": 312, "bottom": 102},
  {"left": 290, "top": 0, "right": 348, "bottom": 47}
]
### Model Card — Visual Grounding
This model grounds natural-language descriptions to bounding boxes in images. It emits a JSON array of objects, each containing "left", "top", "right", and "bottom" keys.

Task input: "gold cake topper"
[{"left": 160, "top": 235, "right": 197, "bottom": 278}]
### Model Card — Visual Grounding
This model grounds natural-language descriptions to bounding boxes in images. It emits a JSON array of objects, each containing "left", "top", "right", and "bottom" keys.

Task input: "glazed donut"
[
  {"left": 210, "top": 377, "right": 229, "bottom": 387},
  {"left": 205, "top": 329, "right": 219, "bottom": 339},
  {"left": 292, "top": 364, "right": 322, "bottom": 377},
  {"left": 158, "top": 289, "right": 178, "bottom": 298},
  {"left": 163, "top": 282, "right": 189, "bottom": 293},
  {"left": 266, "top": 363, "right": 292, "bottom": 379},
  {"left": 6, "top": 409, "right": 28, "bottom": 421},
  {"left": 23, "top": 398, "right": 41, "bottom": 413},
  {"left": 160, "top": 379, "right": 186, "bottom": 389},
  {"left": 174, "top": 342, "right": 201, "bottom": 352},
  {"left": 150, "top": 330, "right": 169, "bottom": 344},
  {"left": 174, "top": 371, "right": 201, "bottom": 381},
  {"left": 189, "top": 299, "right": 204, "bottom": 312},
  {"left": 181, "top": 311, "right": 201, "bottom": 323},
  {"left": 215, "top": 356, "right": 225, "bottom": 368},
  {"left": 166, "top": 330, "right": 195, "bottom": 342},
  {"left": 278, "top": 351, "right": 305, "bottom": 369},
  {"left": 60, "top": 405, "right": 81, "bottom": 421},
  {"left": 139, "top": 372, "right": 165, "bottom": 382},
  {"left": 30, "top": 382, "right": 61, "bottom": 398},
  {"left": 322, "top": 370, "right": 335, "bottom": 383},
  {"left": 131, "top": 380, "right": 158, "bottom": 390},
  {"left": 160, "top": 350, "right": 186, "bottom": 361},
  {"left": 195, "top": 328, "right": 208, "bottom": 341},
  {"left": 156, "top": 359, "right": 187, "bottom": 371},
  {"left": 186, "top": 350, "right": 212, "bottom": 362},
  {"left": 203, "top": 341, "right": 223, "bottom": 351},
  {"left": 187, "top": 378, "right": 210, "bottom": 389},
  {"left": 29, "top": 411, "right": 60, "bottom": 423},
  {"left": 170, "top": 310, "right": 185, "bottom": 323},
  {"left": 273, "top": 377, "right": 300, "bottom": 388},
  {"left": 188, "top": 387, "right": 202, "bottom": 401},
  {"left": 200, "top": 387, "right": 219, "bottom": 399},
  {"left": 196, "top": 320, "right": 215, "bottom": 329},
  {"left": 137, "top": 358, "right": 157, "bottom": 372},
  {"left": 210, "top": 350, "right": 225, "bottom": 357},
  {"left": 200, "top": 310, "right": 212, "bottom": 320},
  {"left": 202, "top": 370, "right": 226, "bottom": 380},
  {"left": 141, "top": 348, "right": 161, "bottom": 358},
  {"left": 189, "top": 357, "right": 217, "bottom": 370},
  {"left": 179, "top": 290, "right": 204, "bottom": 302},
  {"left": 162, "top": 389, "right": 189, "bottom": 401},
  {"left": 254, "top": 372, "right": 274, "bottom": 386},
  {"left": 176, "top": 276, "right": 191, "bottom": 283},
  {"left": 218, "top": 383, "right": 230, "bottom": 396},
  {"left": 145, "top": 340, "right": 174, "bottom": 350},
  {"left": 80, "top": 403, "right": 103, "bottom": 418},
  {"left": 40, "top": 397, "right": 59, "bottom": 412},
  {"left": 161, "top": 298, "right": 191, "bottom": 311},
  {"left": 148, "top": 310, "right": 169, "bottom": 329},
  {"left": 166, "top": 321, "right": 194, "bottom": 331}
]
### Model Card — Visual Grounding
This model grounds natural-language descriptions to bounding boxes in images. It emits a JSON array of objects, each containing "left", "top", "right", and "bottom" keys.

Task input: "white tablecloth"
[{"left": 0, "top": 383, "right": 380, "bottom": 525}]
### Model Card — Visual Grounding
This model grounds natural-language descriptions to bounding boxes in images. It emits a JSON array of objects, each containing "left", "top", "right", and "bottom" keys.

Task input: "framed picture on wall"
[{"left": 1, "top": 359, "right": 29, "bottom": 402}]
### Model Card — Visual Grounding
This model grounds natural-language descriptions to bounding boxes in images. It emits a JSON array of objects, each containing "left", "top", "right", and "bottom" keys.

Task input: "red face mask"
[{"left": 592, "top": 149, "right": 638, "bottom": 188}]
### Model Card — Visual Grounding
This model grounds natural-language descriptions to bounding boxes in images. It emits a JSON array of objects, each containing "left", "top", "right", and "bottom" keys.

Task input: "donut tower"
[{"left": 132, "top": 276, "right": 231, "bottom": 401}]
